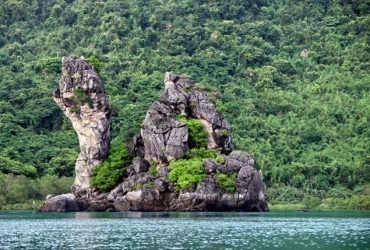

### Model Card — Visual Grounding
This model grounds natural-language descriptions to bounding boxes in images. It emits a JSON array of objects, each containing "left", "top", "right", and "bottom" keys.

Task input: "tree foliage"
[
  {"left": 0, "top": 173, "right": 73, "bottom": 206},
  {"left": 0, "top": 0, "right": 369, "bottom": 207}
]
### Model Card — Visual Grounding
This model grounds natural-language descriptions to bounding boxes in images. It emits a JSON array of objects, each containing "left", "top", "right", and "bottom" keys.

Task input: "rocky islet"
[{"left": 40, "top": 56, "right": 268, "bottom": 212}]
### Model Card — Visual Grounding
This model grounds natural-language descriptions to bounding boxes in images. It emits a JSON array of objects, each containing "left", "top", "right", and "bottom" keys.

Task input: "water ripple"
[{"left": 0, "top": 211, "right": 369, "bottom": 249}]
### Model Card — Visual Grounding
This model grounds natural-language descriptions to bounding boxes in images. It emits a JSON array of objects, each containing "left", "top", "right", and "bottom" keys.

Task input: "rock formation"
[
  {"left": 52, "top": 56, "right": 111, "bottom": 191},
  {"left": 139, "top": 73, "right": 232, "bottom": 166},
  {"left": 40, "top": 67, "right": 268, "bottom": 212},
  {"left": 39, "top": 194, "right": 79, "bottom": 212}
]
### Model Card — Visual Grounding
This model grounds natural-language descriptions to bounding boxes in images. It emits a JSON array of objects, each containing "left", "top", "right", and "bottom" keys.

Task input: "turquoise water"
[{"left": 0, "top": 210, "right": 369, "bottom": 249}]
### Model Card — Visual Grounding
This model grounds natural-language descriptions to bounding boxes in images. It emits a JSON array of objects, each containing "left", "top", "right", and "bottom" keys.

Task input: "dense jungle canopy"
[{"left": 0, "top": 0, "right": 369, "bottom": 209}]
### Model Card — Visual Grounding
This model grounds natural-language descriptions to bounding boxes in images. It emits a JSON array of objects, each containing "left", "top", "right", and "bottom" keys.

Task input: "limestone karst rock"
[
  {"left": 140, "top": 72, "right": 232, "bottom": 166},
  {"left": 52, "top": 56, "right": 111, "bottom": 192},
  {"left": 119, "top": 73, "right": 267, "bottom": 212},
  {"left": 41, "top": 71, "right": 268, "bottom": 212}
]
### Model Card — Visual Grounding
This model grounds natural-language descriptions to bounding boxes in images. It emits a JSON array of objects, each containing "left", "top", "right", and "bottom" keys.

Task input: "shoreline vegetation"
[{"left": 269, "top": 195, "right": 370, "bottom": 211}]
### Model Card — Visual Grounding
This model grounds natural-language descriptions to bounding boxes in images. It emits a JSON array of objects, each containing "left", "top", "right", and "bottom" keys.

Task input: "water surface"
[{"left": 0, "top": 210, "right": 369, "bottom": 249}]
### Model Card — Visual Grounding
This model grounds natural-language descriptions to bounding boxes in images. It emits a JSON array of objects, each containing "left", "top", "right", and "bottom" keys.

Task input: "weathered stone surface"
[
  {"left": 224, "top": 151, "right": 255, "bottom": 175},
  {"left": 133, "top": 159, "right": 150, "bottom": 173},
  {"left": 114, "top": 189, "right": 171, "bottom": 212},
  {"left": 87, "top": 198, "right": 115, "bottom": 212},
  {"left": 158, "top": 165, "right": 169, "bottom": 177},
  {"left": 126, "top": 135, "right": 145, "bottom": 158},
  {"left": 141, "top": 102, "right": 188, "bottom": 164},
  {"left": 154, "top": 178, "right": 168, "bottom": 192},
  {"left": 53, "top": 56, "right": 111, "bottom": 191},
  {"left": 203, "top": 159, "right": 220, "bottom": 174},
  {"left": 39, "top": 193, "right": 79, "bottom": 212}
]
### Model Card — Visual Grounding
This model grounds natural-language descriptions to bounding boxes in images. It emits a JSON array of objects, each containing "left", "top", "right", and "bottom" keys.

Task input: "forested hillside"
[{"left": 0, "top": 0, "right": 369, "bottom": 209}]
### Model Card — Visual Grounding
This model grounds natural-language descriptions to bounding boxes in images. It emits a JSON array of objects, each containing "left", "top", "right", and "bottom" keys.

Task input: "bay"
[{"left": 0, "top": 210, "right": 369, "bottom": 249}]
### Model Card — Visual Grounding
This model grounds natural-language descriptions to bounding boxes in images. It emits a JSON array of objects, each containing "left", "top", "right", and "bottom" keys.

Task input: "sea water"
[{"left": 0, "top": 210, "right": 369, "bottom": 249}]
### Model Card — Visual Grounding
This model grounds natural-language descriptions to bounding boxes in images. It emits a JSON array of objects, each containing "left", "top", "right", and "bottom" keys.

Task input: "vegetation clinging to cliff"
[
  {"left": 216, "top": 173, "right": 237, "bottom": 193},
  {"left": 176, "top": 115, "right": 208, "bottom": 149},
  {"left": 168, "top": 158, "right": 205, "bottom": 192},
  {"left": 90, "top": 142, "right": 131, "bottom": 191},
  {"left": 168, "top": 148, "right": 227, "bottom": 192}
]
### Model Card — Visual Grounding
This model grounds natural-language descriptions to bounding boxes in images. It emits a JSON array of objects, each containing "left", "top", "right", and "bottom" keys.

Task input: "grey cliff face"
[
  {"left": 41, "top": 72, "right": 268, "bottom": 212},
  {"left": 53, "top": 56, "right": 111, "bottom": 190}
]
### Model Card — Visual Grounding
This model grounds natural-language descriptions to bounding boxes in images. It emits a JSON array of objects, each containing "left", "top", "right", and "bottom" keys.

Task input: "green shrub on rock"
[
  {"left": 147, "top": 161, "right": 158, "bottom": 176},
  {"left": 168, "top": 158, "right": 205, "bottom": 192},
  {"left": 168, "top": 148, "right": 228, "bottom": 192},
  {"left": 185, "top": 148, "right": 217, "bottom": 160},
  {"left": 214, "top": 155, "right": 225, "bottom": 164},
  {"left": 176, "top": 115, "right": 208, "bottom": 149},
  {"left": 72, "top": 88, "right": 93, "bottom": 107},
  {"left": 90, "top": 142, "right": 131, "bottom": 191},
  {"left": 69, "top": 106, "right": 80, "bottom": 113},
  {"left": 145, "top": 181, "right": 155, "bottom": 189},
  {"left": 185, "top": 148, "right": 225, "bottom": 164},
  {"left": 216, "top": 173, "right": 237, "bottom": 193}
]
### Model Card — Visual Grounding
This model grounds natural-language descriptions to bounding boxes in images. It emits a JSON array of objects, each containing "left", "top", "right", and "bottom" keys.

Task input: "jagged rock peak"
[
  {"left": 139, "top": 72, "right": 233, "bottom": 166},
  {"left": 53, "top": 56, "right": 111, "bottom": 191}
]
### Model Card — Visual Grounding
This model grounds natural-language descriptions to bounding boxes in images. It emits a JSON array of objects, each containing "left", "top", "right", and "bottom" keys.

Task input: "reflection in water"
[{"left": 0, "top": 210, "right": 369, "bottom": 249}]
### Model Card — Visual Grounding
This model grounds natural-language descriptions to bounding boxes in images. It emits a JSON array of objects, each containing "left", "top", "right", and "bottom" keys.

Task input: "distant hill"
[{"left": 0, "top": 0, "right": 369, "bottom": 209}]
